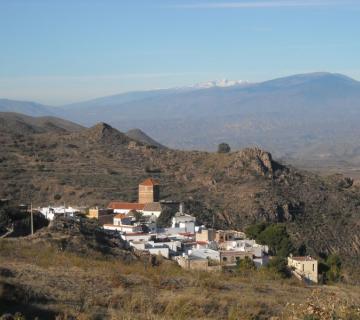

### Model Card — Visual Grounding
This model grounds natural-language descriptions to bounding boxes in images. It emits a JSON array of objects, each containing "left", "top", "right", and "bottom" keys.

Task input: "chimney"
[{"left": 179, "top": 202, "right": 184, "bottom": 214}]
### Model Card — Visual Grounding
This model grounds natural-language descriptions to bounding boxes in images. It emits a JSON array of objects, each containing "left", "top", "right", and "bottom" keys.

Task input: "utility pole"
[{"left": 30, "top": 202, "right": 34, "bottom": 235}]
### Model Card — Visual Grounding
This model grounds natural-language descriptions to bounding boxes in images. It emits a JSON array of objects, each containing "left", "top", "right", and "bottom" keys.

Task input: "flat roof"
[{"left": 290, "top": 256, "right": 316, "bottom": 262}]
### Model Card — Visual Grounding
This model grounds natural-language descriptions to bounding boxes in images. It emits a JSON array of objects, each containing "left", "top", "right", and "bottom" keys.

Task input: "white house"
[
  {"left": 142, "top": 202, "right": 162, "bottom": 218},
  {"left": 130, "top": 241, "right": 171, "bottom": 258},
  {"left": 39, "top": 206, "right": 77, "bottom": 221},
  {"left": 187, "top": 248, "right": 220, "bottom": 262},
  {"left": 121, "top": 233, "right": 153, "bottom": 242},
  {"left": 171, "top": 212, "right": 196, "bottom": 234},
  {"left": 103, "top": 213, "right": 143, "bottom": 233},
  {"left": 103, "top": 224, "right": 143, "bottom": 233},
  {"left": 220, "top": 240, "right": 268, "bottom": 258},
  {"left": 288, "top": 255, "right": 318, "bottom": 283},
  {"left": 148, "top": 246, "right": 170, "bottom": 259},
  {"left": 148, "top": 239, "right": 182, "bottom": 254}
]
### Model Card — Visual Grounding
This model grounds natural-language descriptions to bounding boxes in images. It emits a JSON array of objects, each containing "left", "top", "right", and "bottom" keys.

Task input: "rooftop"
[
  {"left": 143, "top": 202, "right": 162, "bottom": 211},
  {"left": 290, "top": 256, "right": 317, "bottom": 262},
  {"left": 139, "top": 178, "right": 159, "bottom": 186},
  {"left": 108, "top": 202, "right": 145, "bottom": 210}
]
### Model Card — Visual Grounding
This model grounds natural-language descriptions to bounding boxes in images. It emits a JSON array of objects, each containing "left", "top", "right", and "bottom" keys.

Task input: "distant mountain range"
[{"left": 2, "top": 72, "right": 360, "bottom": 169}]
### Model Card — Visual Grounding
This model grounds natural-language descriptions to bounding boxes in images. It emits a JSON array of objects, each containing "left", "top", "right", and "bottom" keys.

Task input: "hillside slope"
[
  {"left": 126, "top": 128, "right": 166, "bottom": 149},
  {"left": 0, "top": 121, "right": 360, "bottom": 273},
  {"left": 0, "top": 112, "right": 84, "bottom": 135},
  {"left": 0, "top": 99, "right": 53, "bottom": 116},
  {"left": 3, "top": 73, "right": 360, "bottom": 167},
  {"left": 1, "top": 218, "right": 359, "bottom": 319}
]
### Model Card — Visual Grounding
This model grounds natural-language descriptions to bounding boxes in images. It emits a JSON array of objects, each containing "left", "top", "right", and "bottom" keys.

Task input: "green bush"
[
  {"left": 236, "top": 256, "right": 256, "bottom": 271},
  {"left": 267, "top": 257, "right": 291, "bottom": 278},
  {"left": 251, "top": 224, "right": 294, "bottom": 257},
  {"left": 156, "top": 207, "right": 175, "bottom": 228},
  {"left": 217, "top": 143, "right": 231, "bottom": 153},
  {"left": 318, "top": 254, "right": 342, "bottom": 283},
  {"left": 54, "top": 194, "right": 62, "bottom": 201},
  {"left": 245, "top": 223, "right": 267, "bottom": 240},
  {"left": 326, "top": 254, "right": 342, "bottom": 282}
]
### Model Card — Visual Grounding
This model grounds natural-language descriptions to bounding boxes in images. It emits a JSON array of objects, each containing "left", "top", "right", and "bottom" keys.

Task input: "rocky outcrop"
[
  {"left": 35, "top": 216, "right": 132, "bottom": 258},
  {"left": 81, "top": 123, "right": 132, "bottom": 145},
  {"left": 230, "top": 147, "right": 277, "bottom": 176}
]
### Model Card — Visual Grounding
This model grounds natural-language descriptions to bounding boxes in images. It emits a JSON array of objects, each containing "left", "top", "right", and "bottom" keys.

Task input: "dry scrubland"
[
  {"left": 1, "top": 237, "right": 360, "bottom": 320},
  {"left": 1, "top": 122, "right": 360, "bottom": 274},
  {"left": 1, "top": 118, "right": 360, "bottom": 319}
]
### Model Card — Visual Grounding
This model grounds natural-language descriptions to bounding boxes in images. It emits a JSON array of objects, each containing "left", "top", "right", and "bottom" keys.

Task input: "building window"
[
  {"left": 313, "top": 264, "right": 315, "bottom": 271},
  {"left": 302, "top": 264, "right": 304, "bottom": 271},
  {"left": 223, "top": 257, "right": 227, "bottom": 262}
]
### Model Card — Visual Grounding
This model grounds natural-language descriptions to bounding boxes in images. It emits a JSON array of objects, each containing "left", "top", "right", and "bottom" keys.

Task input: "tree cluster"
[{"left": 245, "top": 223, "right": 294, "bottom": 257}]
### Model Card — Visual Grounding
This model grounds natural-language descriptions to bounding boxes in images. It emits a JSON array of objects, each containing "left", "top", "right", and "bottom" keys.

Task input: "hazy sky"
[{"left": 1, "top": 0, "right": 360, "bottom": 105}]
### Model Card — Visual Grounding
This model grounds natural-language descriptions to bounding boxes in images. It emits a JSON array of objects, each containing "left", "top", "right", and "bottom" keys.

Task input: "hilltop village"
[{"left": 38, "top": 178, "right": 319, "bottom": 283}]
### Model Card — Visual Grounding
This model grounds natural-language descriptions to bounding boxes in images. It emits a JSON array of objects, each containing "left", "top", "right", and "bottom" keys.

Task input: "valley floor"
[{"left": 1, "top": 237, "right": 360, "bottom": 320}]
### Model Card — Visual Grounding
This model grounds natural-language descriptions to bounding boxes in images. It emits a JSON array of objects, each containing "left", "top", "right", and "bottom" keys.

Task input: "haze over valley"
[{"left": 2, "top": 72, "right": 360, "bottom": 175}]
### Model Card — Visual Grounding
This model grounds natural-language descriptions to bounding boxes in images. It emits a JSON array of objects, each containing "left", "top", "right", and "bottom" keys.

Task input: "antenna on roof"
[{"left": 30, "top": 202, "right": 34, "bottom": 235}]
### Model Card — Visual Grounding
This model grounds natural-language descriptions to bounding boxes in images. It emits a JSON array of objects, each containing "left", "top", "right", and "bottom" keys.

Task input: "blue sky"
[{"left": 0, "top": 0, "right": 360, "bottom": 105}]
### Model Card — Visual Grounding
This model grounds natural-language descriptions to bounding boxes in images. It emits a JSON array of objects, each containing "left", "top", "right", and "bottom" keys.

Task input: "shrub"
[
  {"left": 326, "top": 254, "right": 342, "bottom": 282},
  {"left": 217, "top": 143, "right": 231, "bottom": 153},
  {"left": 297, "top": 243, "right": 307, "bottom": 256},
  {"left": 156, "top": 207, "right": 176, "bottom": 228},
  {"left": 247, "top": 223, "right": 294, "bottom": 257},
  {"left": 54, "top": 194, "right": 62, "bottom": 201},
  {"left": 236, "top": 256, "right": 256, "bottom": 272},
  {"left": 245, "top": 223, "right": 267, "bottom": 240},
  {"left": 267, "top": 257, "right": 291, "bottom": 278}
]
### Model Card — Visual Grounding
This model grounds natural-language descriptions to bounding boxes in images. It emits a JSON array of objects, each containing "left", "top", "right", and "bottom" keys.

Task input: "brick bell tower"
[{"left": 138, "top": 178, "right": 160, "bottom": 204}]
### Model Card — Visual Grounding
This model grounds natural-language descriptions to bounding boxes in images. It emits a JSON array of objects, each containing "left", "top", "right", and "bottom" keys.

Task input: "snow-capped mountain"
[{"left": 193, "top": 79, "right": 251, "bottom": 89}]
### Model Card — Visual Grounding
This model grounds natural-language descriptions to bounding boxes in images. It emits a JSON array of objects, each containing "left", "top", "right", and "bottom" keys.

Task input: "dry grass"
[{"left": 1, "top": 238, "right": 360, "bottom": 320}]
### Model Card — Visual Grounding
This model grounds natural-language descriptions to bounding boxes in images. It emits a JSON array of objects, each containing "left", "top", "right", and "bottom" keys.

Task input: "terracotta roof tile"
[
  {"left": 139, "top": 178, "right": 159, "bottom": 186},
  {"left": 108, "top": 202, "right": 145, "bottom": 210}
]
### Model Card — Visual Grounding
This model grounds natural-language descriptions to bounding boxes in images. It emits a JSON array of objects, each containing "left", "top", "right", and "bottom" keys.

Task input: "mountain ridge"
[
  {"left": 0, "top": 112, "right": 84, "bottom": 135},
  {"left": 2, "top": 72, "right": 360, "bottom": 169}
]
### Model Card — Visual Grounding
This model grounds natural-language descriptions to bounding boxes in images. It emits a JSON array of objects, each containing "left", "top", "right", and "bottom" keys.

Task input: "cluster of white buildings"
[
  {"left": 36, "top": 178, "right": 318, "bottom": 282},
  {"left": 87, "top": 179, "right": 269, "bottom": 269},
  {"left": 102, "top": 207, "right": 269, "bottom": 269}
]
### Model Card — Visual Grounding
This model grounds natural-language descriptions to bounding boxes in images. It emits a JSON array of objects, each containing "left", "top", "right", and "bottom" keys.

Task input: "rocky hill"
[{"left": 0, "top": 118, "right": 360, "bottom": 274}]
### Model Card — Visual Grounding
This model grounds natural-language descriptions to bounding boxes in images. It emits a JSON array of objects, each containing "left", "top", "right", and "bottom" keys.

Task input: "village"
[{"left": 38, "top": 178, "right": 319, "bottom": 284}]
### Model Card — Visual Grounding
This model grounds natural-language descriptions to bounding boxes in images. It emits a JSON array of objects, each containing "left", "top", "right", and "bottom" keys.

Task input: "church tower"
[{"left": 138, "top": 178, "right": 160, "bottom": 204}]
